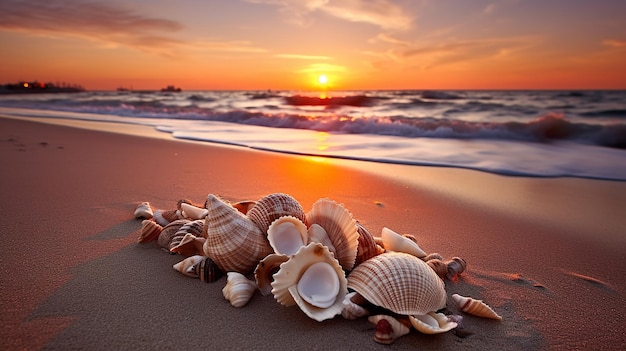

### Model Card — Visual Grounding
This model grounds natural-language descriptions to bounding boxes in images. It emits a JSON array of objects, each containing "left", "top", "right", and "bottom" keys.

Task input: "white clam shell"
[
  {"left": 271, "top": 243, "right": 348, "bottom": 322},
  {"left": 297, "top": 261, "right": 340, "bottom": 308},
  {"left": 306, "top": 198, "right": 359, "bottom": 271},
  {"left": 180, "top": 202, "right": 208, "bottom": 220},
  {"left": 222, "top": 272, "right": 257, "bottom": 308},
  {"left": 409, "top": 312, "right": 458, "bottom": 334},
  {"left": 380, "top": 227, "right": 427, "bottom": 258},
  {"left": 173, "top": 255, "right": 205, "bottom": 277},
  {"left": 347, "top": 252, "right": 446, "bottom": 316},
  {"left": 267, "top": 216, "right": 308, "bottom": 256}
]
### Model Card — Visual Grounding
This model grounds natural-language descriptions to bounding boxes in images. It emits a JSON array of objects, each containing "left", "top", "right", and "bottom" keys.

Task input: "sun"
[{"left": 317, "top": 74, "right": 328, "bottom": 85}]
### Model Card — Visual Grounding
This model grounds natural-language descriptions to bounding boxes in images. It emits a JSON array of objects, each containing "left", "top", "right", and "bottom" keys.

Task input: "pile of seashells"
[{"left": 134, "top": 193, "right": 502, "bottom": 345}]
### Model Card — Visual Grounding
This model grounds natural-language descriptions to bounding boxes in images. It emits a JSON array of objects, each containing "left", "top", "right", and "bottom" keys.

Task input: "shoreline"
[{"left": 1, "top": 116, "right": 625, "bottom": 350}]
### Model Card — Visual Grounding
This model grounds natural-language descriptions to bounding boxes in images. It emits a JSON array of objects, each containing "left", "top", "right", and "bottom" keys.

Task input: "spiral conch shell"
[
  {"left": 271, "top": 243, "right": 348, "bottom": 322},
  {"left": 368, "top": 315, "right": 411, "bottom": 344},
  {"left": 173, "top": 255, "right": 205, "bottom": 277},
  {"left": 222, "top": 272, "right": 257, "bottom": 308},
  {"left": 267, "top": 216, "right": 308, "bottom": 256},
  {"left": 247, "top": 193, "right": 306, "bottom": 235},
  {"left": 380, "top": 227, "right": 427, "bottom": 258},
  {"left": 137, "top": 220, "right": 163, "bottom": 243},
  {"left": 347, "top": 252, "right": 446, "bottom": 316},
  {"left": 306, "top": 198, "right": 359, "bottom": 271},
  {"left": 452, "top": 294, "right": 502, "bottom": 320},
  {"left": 203, "top": 194, "right": 273, "bottom": 274}
]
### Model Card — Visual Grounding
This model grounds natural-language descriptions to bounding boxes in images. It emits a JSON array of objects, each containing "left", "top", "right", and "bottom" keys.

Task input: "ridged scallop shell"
[
  {"left": 197, "top": 256, "right": 225, "bottom": 283},
  {"left": 271, "top": 243, "right": 348, "bottom": 322},
  {"left": 368, "top": 315, "right": 411, "bottom": 344},
  {"left": 247, "top": 193, "right": 306, "bottom": 235},
  {"left": 267, "top": 216, "right": 308, "bottom": 256},
  {"left": 254, "top": 253, "right": 289, "bottom": 295},
  {"left": 158, "top": 219, "right": 190, "bottom": 250},
  {"left": 180, "top": 202, "right": 208, "bottom": 220},
  {"left": 173, "top": 255, "right": 205, "bottom": 277},
  {"left": 347, "top": 252, "right": 446, "bottom": 316},
  {"left": 222, "top": 272, "right": 257, "bottom": 308},
  {"left": 202, "top": 194, "right": 274, "bottom": 274},
  {"left": 306, "top": 198, "right": 359, "bottom": 271},
  {"left": 409, "top": 312, "right": 458, "bottom": 334},
  {"left": 380, "top": 227, "right": 427, "bottom": 258},
  {"left": 354, "top": 222, "right": 384, "bottom": 267},
  {"left": 137, "top": 220, "right": 163, "bottom": 243},
  {"left": 341, "top": 292, "right": 370, "bottom": 320},
  {"left": 134, "top": 202, "right": 153, "bottom": 219},
  {"left": 169, "top": 233, "right": 206, "bottom": 256},
  {"left": 451, "top": 294, "right": 502, "bottom": 320}
]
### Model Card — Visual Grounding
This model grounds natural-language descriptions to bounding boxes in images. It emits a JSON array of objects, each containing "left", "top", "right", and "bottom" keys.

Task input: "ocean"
[{"left": 1, "top": 90, "right": 625, "bottom": 181}]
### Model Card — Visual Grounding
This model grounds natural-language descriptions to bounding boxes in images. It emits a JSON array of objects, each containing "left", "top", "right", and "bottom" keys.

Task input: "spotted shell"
[
  {"left": 306, "top": 198, "right": 359, "bottom": 271},
  {"left": 347, "top": 252, "right": 447, "bottom": 316},
  {"left": 354, "top": 222, "right": 384, "bottom": 268},
  {"left": 247, "top": 193, "right": 306, "bottom": 235},
  {"left": 137, "top": 220, "right": 163, "bottom": 243},
  {"left": 254, "top": 253, "right": 289, "bottom": 296},
  {"left": 202, "top": 194, "right": 274, "bottom": 274}
]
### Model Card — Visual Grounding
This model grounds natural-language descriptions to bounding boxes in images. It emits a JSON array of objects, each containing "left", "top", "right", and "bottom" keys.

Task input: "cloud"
[
  {"left": 247, "top": 0, "right": 413, "bottom": 30},
  {"left": 299, "top": 63, "right": 347, "bottom": 73},
  {"left": 276, "top": 54, "right": 331, "bottom": 60},
  {"left": 602, "top": 39, "right": 626, "bottom": 48}
]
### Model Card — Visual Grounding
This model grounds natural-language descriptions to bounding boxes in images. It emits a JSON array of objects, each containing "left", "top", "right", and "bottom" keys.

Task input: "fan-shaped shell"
[
  {"left": 222, "top": 272, "right": 257, "bottom": 308},
  {"left": 173, "top": 255, "right": 205, "bottom": 277},
  {"left": 347, "top": 252, "right": 446, "bottom": 316},
  {"left": 271, "top": 243, "right": 348, "bottom": 322},
  {"left": 451, "top": 294, "right": 502, "bottom": 320},
  {"left": 202, "top": 194, "right": 273, "bottom": 274},
  {"left": 380, "top": 227, "right": 427, "bottom": 258},
  {"left": 354, "top": 222, "right": 384, "bottom": 267},
  {"left": 254, "top": 253, "right": 289, "bottom": 295},
  {"left": 306, "top": 198, "right": 359, "bottom": 271},
  {"left": 247, "top": 193, "right": 306, "bottom": 235},
  {"left": 267, "top": 216, "right": 308, "bottom": 256},
  {"left": 138, "top": 220, "right": 163, "bottom": 243},
  {"left": 369, "top": 315, "right": 411, "bottom": 344},
  {"left": 409, "top": 312, "right": 458, "bottom": 334}
]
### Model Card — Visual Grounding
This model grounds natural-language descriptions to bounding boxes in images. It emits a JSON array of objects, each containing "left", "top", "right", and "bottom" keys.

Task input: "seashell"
[
  {"left": 173, "top": 255, "right": 205, "bottom": 277},
  {"left": 267, "top": 216, "right": 308, "bottom": 256},
  {"left": 169, "top": 219, "right": 204, "bottom": 251},
  {"left": 197, "top": 256, "right": 225, "bottom": 283},
  {"left": 451, "top": 294, "right": 502, "bottom": 320},
  {"left": 307, "top": 224, "right": 336, "bottom": 257},
  {"left": 222, "top": 272, "right": 257, "bottom": 308},
  {"left": 426, "top": 258, "right": 448, "bottom": 279},
  {"left": 202, "top": 194, "right": 274, "bottom": 274},
  {"left": 368, "top": 315, "right": 411, "bottom": 344},
  {"left": 271, "top": 243, "right": 348, "bottom": 322},
  {"left": 306, "top": 198, "right": 359, "bottom": 271},
  {"left": 169, "top": 233, "right": 206, "bottom": 257},
  {"left": 341, "top": 292, "right": 370, "bottom": 320},
  {"left": 247, "top": 193, "right": 306, "bottom": 235},
  {"left": 423, "top": 252, "right": 444, "bottom": 261},
  {"left": 158, "top": 219, "right": 190, "bottom": 251},
  {"left": 380, "top": 227, "right": 427, "bottom": 258},
  {"left": 254, "top": 253, "right": 289, "bottom": 295},
  {"left": 446, "top": 257, "right": 467, "bottom": 281},
  {"left": 180, "top": 202, "right": 208, "bottom": 220},
  {"left": 232, "top": 200, "right": 257, "bottom": 215},
  {"left": 347, "top": 252, "right": 446, "bottom": 316},
  {"left": 134, "top": 202, "right": 153, "bottom": 219},
  {"left": 153, "top": 209, "right": 183, "bottom": 226},
  {"left": 409, "top": 312, "right": 458, "bottom": 334},
  {"left": 354, "top": 222, "right": 384, "bottom": 268},
  {"left": 137, "top": 220, "right": 163, "bottom": 243}
]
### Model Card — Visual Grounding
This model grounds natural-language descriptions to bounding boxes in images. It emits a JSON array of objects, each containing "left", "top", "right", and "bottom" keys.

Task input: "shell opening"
[
  {"left": 297, "top": 262, "right": 340, "bottom": 308},
  {"left": 269, "top": 221, "right": 305, "bottom": 256}
]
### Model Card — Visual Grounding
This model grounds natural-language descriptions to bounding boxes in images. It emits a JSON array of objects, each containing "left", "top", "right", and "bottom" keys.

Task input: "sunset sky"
[{"left": 1, "top": 0, "right": 625, "bottom": 91}]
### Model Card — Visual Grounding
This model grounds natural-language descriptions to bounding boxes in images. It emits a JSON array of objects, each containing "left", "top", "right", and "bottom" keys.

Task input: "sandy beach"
[{"left": 1, "top": 115, "right": 625, "bottom": 350}]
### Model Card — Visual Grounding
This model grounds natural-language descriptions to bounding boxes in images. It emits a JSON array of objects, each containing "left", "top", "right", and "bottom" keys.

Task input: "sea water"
[{"left": 1, "top": 90, "right": 624, "bottom": 181}]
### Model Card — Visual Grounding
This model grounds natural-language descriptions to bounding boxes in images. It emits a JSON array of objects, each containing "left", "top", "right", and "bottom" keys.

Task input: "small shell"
[
  {"left": 341, "top": 292, "right": 370, "bottom": 320},
  {"left": 137, "top": 220, "right": 163, "bottom": 243},
  {"left": 254, "top": 253, "right": 289, "bottom": 296},
  {"left": 247, "top": 193, "right": 306, "bottom": 235},
  {"left": 306, "top": 198, "right": 359, "bottom": 271},
  {"left": 180, "top": 202, "right": 208, "bottom": 220},
  {"left": 347, "top": 252, "right": 446, "bottom": 316},
  {"left": 409, "top": 312, "right": 458, "bottom": 334},
  {"left": 169, "top": 233, "right": 206, "bottom": 257},
  {"left": 153, "top": 209, "right": 183, "bottom": 226},
  {"left": 426, "top": 258, "right": 448, "bottom": 279},
  {"left": 203, "top": 194, "right": 274, "bottom": 274},
  {"left": 158, "top": 219, "right": 189, "bottom": 250},
  {"left": 307, "top": 224, "right": 336, "bottom": 257},
  {"left": 451, "top": 294, "right": 502, "bottom": 320},
  {"left": 169, "top": 219, "right": 204, "bottom": 250},
  {"left": 446, "top": 257, "right": 467, "bottom": 280},
  {"left": 423, "top": 252, "right": 444, "bottom": 261},
  {"left": 354, "top": 222, "right": 384, "bottom": 268},
  {"left": 380, "top": 227, "right": 427, "bottom": 258},
  {"left": 173, "top": 255, "right": 205, "bottom": 277},
  {"left": 267, "top": 216, "right": 308, "bottom": 256},
  {"left": 271, "top": 243, "right": 348, "bottom": 322},
  {"left": 134, "top": 202, "right": 153, "bottom": 219},
  {"left": 222, "top": 272, "right": 257, "bottom": 308},
  {"left": 368, "top": 315, "right": 411, "bottom": 344},
  {"left": 197, "top": 256, "right": 225, "bottom": 283}
]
